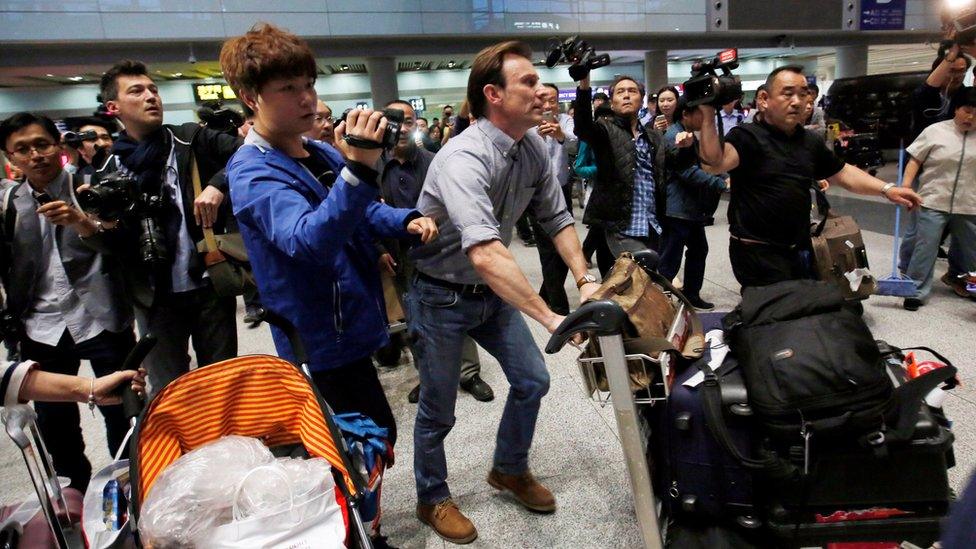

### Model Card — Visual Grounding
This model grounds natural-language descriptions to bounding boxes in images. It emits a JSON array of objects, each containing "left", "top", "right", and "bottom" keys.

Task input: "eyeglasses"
[
  {"left": 7, "top": 141, "right": 58, "bottom": 158},
  {"left": 313, "top": 115, "right": 334, "bottom": 124}
]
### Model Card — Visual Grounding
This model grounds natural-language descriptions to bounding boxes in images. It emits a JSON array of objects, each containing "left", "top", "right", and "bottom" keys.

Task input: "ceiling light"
[
  {"left": 340, "top": 64, "right": 349, "bottom": 71},
  {"left": 173, "top": 72, "right": 183, "bottom": 77},
  {"left": 448, "top": 60, "right": 456, "bottom": 68},
  {"left": 68, "top": 76, "right": 84, "bottom": 81},
  {"left": 46, "top": 73, "right": 54, "bottom": 77}
]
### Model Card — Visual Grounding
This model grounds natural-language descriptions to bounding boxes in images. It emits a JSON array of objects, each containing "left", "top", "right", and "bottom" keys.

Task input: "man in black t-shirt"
[{"left": 692, "top": 65, "right": 922, "bottom": 288}]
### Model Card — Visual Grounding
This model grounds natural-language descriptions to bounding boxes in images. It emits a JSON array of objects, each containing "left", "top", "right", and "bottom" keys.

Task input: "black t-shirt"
[
  {"left": 725, "top": 121, "right": 845, "bottom": 246},
  {"left": 294, "top": 145, "right": 337, "bottom": 188}
]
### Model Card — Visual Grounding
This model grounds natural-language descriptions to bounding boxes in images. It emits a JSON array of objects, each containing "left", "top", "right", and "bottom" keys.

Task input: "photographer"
[
  {"left": 695, "top": 65, "right": 922, "bottom": 288},
  {"left": 659, "top": 97, "right": 729, "bottom": 311},
  {"left": 88, "top": 60, "right": 242, "bottom": 392},
  {"left": 574, "top": 73, "right": 679, "bottom": 267},
  {"left": 0, "top": 112, "right": 135, "bottom": 492},
  {"left": 219, "top": 23, "right": 438, "bottom": 488}
]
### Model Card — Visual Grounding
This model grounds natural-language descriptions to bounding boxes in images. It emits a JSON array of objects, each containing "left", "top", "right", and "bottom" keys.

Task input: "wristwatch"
[
  {"left": 576, "top": 273, "right": 598, "bottom": 289},
  {"left": 880, "top": 183, "right": 895, "bottom": 198}
]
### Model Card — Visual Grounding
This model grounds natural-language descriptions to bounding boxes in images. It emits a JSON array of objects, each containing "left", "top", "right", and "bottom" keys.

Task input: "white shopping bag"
[{"left": 205, "top": 483, "right": 345, "bottom": 549}]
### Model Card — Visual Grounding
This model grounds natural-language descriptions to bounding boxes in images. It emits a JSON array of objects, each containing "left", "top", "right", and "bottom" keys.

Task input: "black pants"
[
  {"left": 515, "top": 212, "right": 535, "bottom": 242},
  {"left": 659, "top": 218, "right": 709, "bottom": 299},
  {"left": 311, "top": 357, "right": 397, "bottom": 446},
  {"left": 531, "top": 217, "right": 571, "bottom": 316},
  {"left": 20, "top": 328, "right": 136, "bottom": 492},
  {"left": 135, "top": 285, "right": 237, "bottom": 395},
  {"left": 728, "top": 238, "right": 811, "bottom": 289}
]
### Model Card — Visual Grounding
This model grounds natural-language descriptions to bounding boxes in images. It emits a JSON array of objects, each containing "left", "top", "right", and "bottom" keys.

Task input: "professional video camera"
[
  {"left": 62, "top": 130, "right": 97, "bottom": 149},
  {"left": 77, "top": 172, "right": 168, "bottom": 266},
  {"left": 338, "top": 107, "right": 404, "bottom": 150},
  {"left": 197, "top": 101, "right": 245, "bottom": 134},
  {"left": 545, "top": 36, "right": 611, "bottom": 81},
  {"left": 682, "top": 48, "right": 743, "bottom": 108}
]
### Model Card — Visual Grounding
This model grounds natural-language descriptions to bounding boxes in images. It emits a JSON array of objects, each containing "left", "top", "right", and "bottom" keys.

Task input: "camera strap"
[{"left": 189, "top": 155, "right": 220, "bottom": 256}]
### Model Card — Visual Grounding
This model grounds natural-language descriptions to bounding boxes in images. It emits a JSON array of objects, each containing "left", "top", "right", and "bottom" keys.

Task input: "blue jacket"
[
  {"left": 228, "top": 133, "right": 416, "bottom": 371},
  {"left": 663, "top": 122, "right": 727, "bottom": 223}
]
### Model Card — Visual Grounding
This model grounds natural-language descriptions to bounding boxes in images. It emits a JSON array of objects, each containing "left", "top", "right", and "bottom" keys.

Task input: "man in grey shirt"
[{"left": 407, "top": 41, "right": 598, "bottom": 544}]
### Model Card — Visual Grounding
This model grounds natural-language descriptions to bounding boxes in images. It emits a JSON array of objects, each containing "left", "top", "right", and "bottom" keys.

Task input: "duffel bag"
[
  {"left": 702, "top": 279, "right": 957, "bottom": 478},
  {"left": 810, "top": 187, "right": 876, "bottom": 300}
]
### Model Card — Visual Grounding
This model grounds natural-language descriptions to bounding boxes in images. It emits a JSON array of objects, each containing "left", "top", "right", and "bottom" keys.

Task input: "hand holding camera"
[
  {"left": 335, "top": 108, "right": 404, "bottom": 166},
  {"left": 546, "top": 36, "right": 610, "bottom": 82}
]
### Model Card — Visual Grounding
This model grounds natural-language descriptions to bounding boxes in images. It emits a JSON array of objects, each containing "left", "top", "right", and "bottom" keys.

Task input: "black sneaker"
[
  {"left": 460, "top": 374, "right": 495, "bottom": 402},
  {"left": 243, "top": 305, "right": 263, "bottom": 328},
  {"left": 408, "top": 383, "right": 420, "bottom": 404},
  {"left": 687, "top": 296, "right": 715, "bottom": 311},
  {"left": 903, "top": 297, "right": 922, "bottom": 311}
]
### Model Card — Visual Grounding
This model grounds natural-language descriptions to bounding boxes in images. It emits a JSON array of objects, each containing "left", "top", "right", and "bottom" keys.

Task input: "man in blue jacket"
[
  {"left": 219, "top": 24, "right": 438, "bottom": 448},
  {"left": 659, "top": 97, "right": 729, "bottom": 310}
]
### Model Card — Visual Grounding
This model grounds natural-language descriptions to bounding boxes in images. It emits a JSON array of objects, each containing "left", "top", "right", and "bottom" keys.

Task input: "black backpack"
[{"left": 701, "top": 280, "right": 957, "bottom": 478}]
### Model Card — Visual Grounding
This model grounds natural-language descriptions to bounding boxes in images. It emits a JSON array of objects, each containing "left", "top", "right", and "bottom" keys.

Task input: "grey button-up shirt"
[{"left": 411, "top": 118, "right": 575, "bottom": 285}]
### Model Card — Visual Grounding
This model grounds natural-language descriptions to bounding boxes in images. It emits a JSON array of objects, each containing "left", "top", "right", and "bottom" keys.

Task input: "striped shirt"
[{"left": 624, "top": 133, "right": 661, "bottom": 237}]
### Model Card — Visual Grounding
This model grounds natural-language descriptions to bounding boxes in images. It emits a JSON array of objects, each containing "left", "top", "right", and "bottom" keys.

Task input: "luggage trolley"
[{"left": 545, "top": 253, "right": 691, "bottom": 549}]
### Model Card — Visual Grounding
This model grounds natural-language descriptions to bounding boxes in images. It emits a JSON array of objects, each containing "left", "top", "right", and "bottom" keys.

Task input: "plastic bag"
[
  {"left": 140, "top": 436, "right": 273, "bottom": 548},
  {"left": 233, "top": 458, "right": 334, "bottom": 520}
]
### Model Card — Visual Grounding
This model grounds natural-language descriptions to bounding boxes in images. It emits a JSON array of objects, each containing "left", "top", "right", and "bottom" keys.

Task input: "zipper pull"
[{"left": 801, "top": 423, "right": 812, "bottom": 476}]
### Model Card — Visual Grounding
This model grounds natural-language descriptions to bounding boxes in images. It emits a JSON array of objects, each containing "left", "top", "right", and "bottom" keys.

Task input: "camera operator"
[
  {"left": 65, "top": 116, "right": 116, "bottom": 175},
  {"left": 220, "top": 25, "right": 438, "bottom": 526},
  {"left": 695, "top": 65, "right": 922, "bottom": 288},
  {"left": 574, "top": 72, "right": 679, "bottom": 268},
  {"left": 0, "top": 112, "right": 135, "bottom": 492},
  {"left": 376, "top": 99, "right": 493, "bottom": 404},
  {"left": 406, "top": 40, "right": 596, "bottom": 543},
  {"left": 87, "top": 60, "right": 242, "bottom": 392}
]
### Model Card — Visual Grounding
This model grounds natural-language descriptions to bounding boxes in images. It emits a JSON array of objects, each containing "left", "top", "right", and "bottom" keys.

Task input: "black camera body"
[
  {"left": 198, "top": 101, "right": 245, "bottom": 134},
  {"left": 62, "top": 130, "right": 97, "bottom": 149},
  {"left": 77, "top": 172, "right": 169, "bottom": 266},
  {"left": 337, "top": 107, "right": 403, "bottom": 150},
  {"left": 545, "top": 36, "right": 611, "bottom": 81},
  {"left": 0, "top": 309, "right": 20, "bottom": 340},
  {"left": 683, "top": 48, "right": 743, "bottom": 108}
]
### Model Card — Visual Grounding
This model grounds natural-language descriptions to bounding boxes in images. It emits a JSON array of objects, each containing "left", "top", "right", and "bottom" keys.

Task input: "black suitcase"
[{"left": 652, "top": 312, "right": 760, "bottom": 529}]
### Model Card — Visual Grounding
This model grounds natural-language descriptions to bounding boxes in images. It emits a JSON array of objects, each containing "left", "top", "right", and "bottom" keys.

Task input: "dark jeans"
[
  {"left": 134, "top": 285, "right": 237, "bottom": 395},
  {"left": 311, "top": 357, "right": 397, "bottom": 446},
  {"left": 729, "top": 238, "right": 812, "bottom": 289},
  {"left": 583, "top": 226, "right": 615, "bottom": 277},
  {"left": 515, "top": 212, "right": 534, "bottom": 242},
  {"left": 530, "top": 217, "right": 570, "bottom": 316},
  {"left": 659, "top": 217, "right": 709, "bottom": 299},
  {"left": 20, "top": 328, "right": 136, "bottom": 492}
]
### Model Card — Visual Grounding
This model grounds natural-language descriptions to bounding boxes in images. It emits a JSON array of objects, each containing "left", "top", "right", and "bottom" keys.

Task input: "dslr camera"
[
  {"left": 683, "top": 48, "right": 743, "bottom": 108},
  {"left": 338, "top": 107, "right": 404, "bottom": 150},
  {"left": 545, "top": 36, "right": 611, "bottom": 81},
  {"left": 62, "top": 130, "right": 97, "bottom": 149},
  {"left": 197, "top": 101, "right": 245, "bottom": 134},
  {"left": 77, "top": 172, "right": 169, "bottom": 266}
]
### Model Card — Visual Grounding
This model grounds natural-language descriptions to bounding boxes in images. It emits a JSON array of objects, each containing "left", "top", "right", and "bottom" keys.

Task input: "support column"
[
  {"left": 644, "top": 50, "right": 669, "bottom": 92},
  {"left": 366, "top": 57, "right": 398, "bottom": 107},
  {"left": 835, "top": 45, "right": 868, "bottom": 79}
]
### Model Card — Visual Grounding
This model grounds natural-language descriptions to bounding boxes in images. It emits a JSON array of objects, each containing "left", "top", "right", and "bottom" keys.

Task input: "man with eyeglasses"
[
  {"left": 376, "top": 99, "right": 494, "bottom": 403},
  {"left": 304, "top": 99, "right": 335, "bottom": 147},
  {"left": 0, "top": 112, "right": 134, "bottom": 493}
]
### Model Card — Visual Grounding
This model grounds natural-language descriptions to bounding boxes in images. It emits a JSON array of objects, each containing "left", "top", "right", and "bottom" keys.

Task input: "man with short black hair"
[
  {"left": 90, "top": 59, "right": 241, "bottom": 392},
  {"left": 66, "top": 116, "right": 116, "bottom": 174},
  {"left": 574, "top": 73, "right": 677, "bottom": 267},
  {"left": 378, "top": 99, "right": 493, "bottom": 403},
  {"left": 0, "top": 112, "right": 134, "bottom": 492},
  {"left": 696, "top": 65, "right": 922, "bottom": 288},
  {"left": 408, "top": 40, "right": 596, "bottom": 543}
]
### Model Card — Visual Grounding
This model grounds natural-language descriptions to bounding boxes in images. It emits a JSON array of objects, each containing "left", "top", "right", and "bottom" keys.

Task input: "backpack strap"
[
  {"left": 882, "top": 347, "right": 958, "bottom": 443},
  {"left": 0, "top": 182, "right": 23, "bottom": 289}
]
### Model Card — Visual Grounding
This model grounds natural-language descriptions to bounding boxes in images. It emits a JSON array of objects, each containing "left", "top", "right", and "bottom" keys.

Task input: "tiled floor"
[{"left": 2, "top": 191, "right": 973, "bottom": 548}]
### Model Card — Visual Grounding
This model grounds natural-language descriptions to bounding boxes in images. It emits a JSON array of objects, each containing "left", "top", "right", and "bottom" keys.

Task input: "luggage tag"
[{"left": 684, "top": 330, "right": 728, "bottom": 388}]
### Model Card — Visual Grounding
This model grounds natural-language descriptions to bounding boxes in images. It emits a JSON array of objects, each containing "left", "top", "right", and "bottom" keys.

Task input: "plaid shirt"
[{"left": 624, "top": 132, "right": 661, "bottom": 237}]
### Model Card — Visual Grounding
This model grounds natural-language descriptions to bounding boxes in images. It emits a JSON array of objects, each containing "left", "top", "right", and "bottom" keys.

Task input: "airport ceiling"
[{"left": 0, "top": 33, "right": 943, "bottom": 88}]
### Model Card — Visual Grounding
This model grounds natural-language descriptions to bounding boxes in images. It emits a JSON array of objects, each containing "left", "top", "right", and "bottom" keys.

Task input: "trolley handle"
[
  {"left": 544, "top": 299, "right": 628, "bottom": 354},
  {"left": 256, "top": 308, "right": 310, "bottom": 367},
  {"left": 118, "top": 334, "right": 156, "bottom": 421}
]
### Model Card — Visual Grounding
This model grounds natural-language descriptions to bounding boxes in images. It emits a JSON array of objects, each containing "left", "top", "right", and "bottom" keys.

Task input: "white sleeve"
[{"left": 2, "top": 361, "right": 38, "bottom": 407}]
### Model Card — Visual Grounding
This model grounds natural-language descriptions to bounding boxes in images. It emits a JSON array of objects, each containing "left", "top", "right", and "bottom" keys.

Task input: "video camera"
[
  {"left": 545, "top": 36, "right": 611, "bottom": 81},
  {"left": 337, "top": 107, "right": 404, "bottom": 150},
  {"left": 77, "top": 172, "right": 168, "bottom": 266},
  {"left": 682, "top": 48, "right": 743, "bottom": 108},
  {"left": 945, "top": 4, "right": 976, "bottom": 45}
]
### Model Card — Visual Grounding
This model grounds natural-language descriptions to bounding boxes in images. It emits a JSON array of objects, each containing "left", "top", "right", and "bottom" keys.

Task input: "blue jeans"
[
  {"left": 406, "top": 277, "right": 551, "bottom": 505},
  {"left": 659, "top": 217, "right": 708, "bottom": 299},
  {"left": 899, "top": 203, "right": 965, "bottom": 277},
  {"left": 905, "top": 208, "right": 976, "bottom": 301}
]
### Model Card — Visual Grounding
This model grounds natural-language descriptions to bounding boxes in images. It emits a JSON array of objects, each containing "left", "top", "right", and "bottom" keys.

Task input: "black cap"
[{"left": 593, "top": 91, "right": 609, "bottom": 102}]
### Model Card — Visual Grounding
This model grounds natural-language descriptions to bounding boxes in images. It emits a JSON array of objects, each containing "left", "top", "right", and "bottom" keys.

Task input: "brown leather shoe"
[
  {"left": 942, "top": 273, "right": 971, "bottom": 298},
  {"left": 487, "top": 469, "right": 556, "bottom": 513},
  {"left": 416, "top": 498, "right": 477, "bottom": 544}
]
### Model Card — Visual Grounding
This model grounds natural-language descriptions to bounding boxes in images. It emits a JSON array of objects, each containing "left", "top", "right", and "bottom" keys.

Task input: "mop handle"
[{"left": 892, "top": 142, "right": 905, "bottom": 275}]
